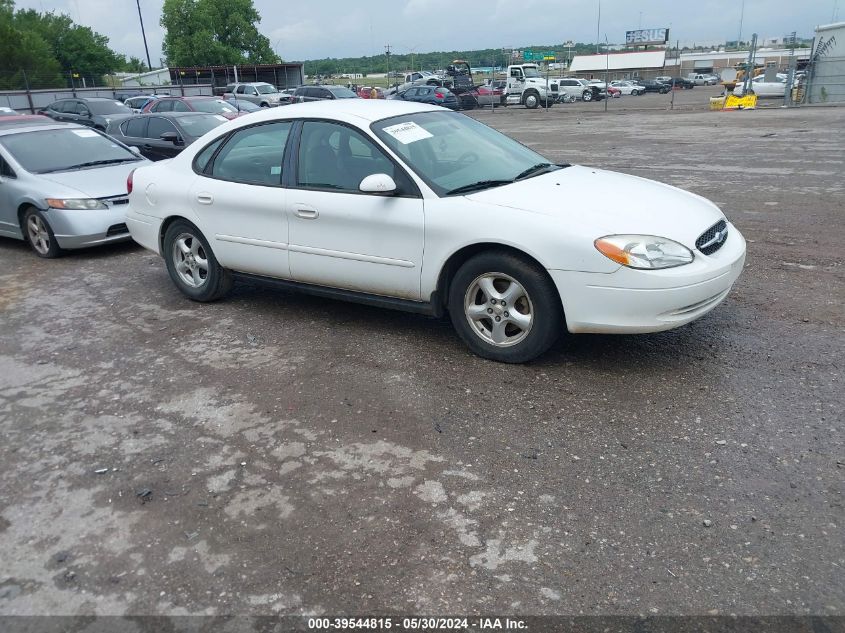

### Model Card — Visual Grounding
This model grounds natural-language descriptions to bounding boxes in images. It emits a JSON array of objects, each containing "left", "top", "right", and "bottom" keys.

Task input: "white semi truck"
[{"left": 504, "top": 64, "right": 559, "bottom": 108}]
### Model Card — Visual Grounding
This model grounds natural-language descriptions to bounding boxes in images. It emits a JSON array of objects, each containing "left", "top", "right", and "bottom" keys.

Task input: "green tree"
[
  {"left": 0, "top": 0, "right": 62, "bottom": 89},
  {"left": 122, "top": 56, "right": 149, "bottom": 74},
  {"left": 13, "top": 9, "right": 123, "bottom": 78},
  {"left": 161, "top": 0, "right": 278, "bottom": 66}
]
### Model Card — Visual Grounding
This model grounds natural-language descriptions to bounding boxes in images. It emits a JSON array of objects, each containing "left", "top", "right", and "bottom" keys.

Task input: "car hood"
[
  {"left": 35, "top": 161, "right": 146, "bottom": 198},
  {"left": 465, "top": 165, "right": 725, "bottom": 246}
]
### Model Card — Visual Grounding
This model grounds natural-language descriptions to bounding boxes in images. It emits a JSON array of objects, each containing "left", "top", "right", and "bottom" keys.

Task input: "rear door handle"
[
  {"left": 196, "top": 193, "right": 213, "bottom": 205},
  {"left": 294, "top": 204, "right": 318, "bottom": 219}
]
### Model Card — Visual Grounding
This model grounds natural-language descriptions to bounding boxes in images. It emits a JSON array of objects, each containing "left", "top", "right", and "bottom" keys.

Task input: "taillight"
[
  {"left": 435, "top": 92, "right": 444, "bottom": 99},
  {"left": 127, "top": 169, "right": 135, "bottom": 194}
]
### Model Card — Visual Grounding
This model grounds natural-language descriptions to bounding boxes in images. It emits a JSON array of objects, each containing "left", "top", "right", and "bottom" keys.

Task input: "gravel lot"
[{"left": 0, "top": 97, "right": 843, "bottom": 621}]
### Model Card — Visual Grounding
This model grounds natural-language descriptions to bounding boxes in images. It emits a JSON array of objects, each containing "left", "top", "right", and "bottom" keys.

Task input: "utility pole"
[
  {"left": 136, "top": 0, "right": 152, "bottom": 71},
  {"left": 596, "top": 0, "right": 601, "bottom": 54},
  {"left": 385, "top": 44, "right": 392, "bottom": 88},
  {"left": 737, "top": 0, "right": 745, "bottom": 48}
]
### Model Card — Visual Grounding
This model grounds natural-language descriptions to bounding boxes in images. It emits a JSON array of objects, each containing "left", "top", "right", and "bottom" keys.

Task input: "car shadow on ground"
[
  {"left": 0, "top": 237, "right": 142, "bottom": 261},
  {"left": 225, "top": 277, "right": 730, "bottom": 374}
]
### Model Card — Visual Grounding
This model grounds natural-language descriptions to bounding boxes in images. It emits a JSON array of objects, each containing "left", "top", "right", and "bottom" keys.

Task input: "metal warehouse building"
[
  {"left": 665, "top": 48, "right": 811, "bottom": 76},
  {"left": 804, "top": 22, "right": 845, "bottom": 104},
  {"left": 568, "top": 50, "right": 666, "bottom": 80},
  {"left": 167, "top": 63, "right": 304, "bottom": 93}
]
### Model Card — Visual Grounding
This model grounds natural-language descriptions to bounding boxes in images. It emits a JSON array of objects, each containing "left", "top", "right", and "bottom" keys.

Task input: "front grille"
[
  {"left": 106, "top": 223, "right": 128, "bottom": 237},
  {"left": 696, "top": 219, "right": 728, "bottom": 255}
]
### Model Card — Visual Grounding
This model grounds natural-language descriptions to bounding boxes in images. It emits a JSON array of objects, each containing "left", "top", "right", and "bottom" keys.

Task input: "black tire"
[
  {"left": 22, "top": 207, "right": 62, "bottom": 258},
  {"left": 447, "top": 251, "right": 563, "bottom": 363},
  {"left": 162, "top": 220, "right": 233, "bottom": 302},
  {"left": 523, "top": 90, "right": 540, "bottom": 109},
  {"left": 582, "top": 90, "right": 593, "bottom": 102},
  {"left": 631, "top": 89, "right": 639, "bottom": 96}
]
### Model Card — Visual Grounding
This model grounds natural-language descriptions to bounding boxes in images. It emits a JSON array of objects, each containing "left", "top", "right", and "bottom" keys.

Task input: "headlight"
[
  {"left": 594, "top": 235, "right": 694, "bottom": 269},
  {"left": 45, "top": 198, "right": 108, "bottom": 210}
]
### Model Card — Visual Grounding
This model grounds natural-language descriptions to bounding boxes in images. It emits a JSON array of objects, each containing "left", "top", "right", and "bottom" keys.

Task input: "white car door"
[
  {"left": 287, "top": 120, "right": 424, "bottom": 300},
  {"left": 189, "top": 121, "right": 293, "bottom": 278}
]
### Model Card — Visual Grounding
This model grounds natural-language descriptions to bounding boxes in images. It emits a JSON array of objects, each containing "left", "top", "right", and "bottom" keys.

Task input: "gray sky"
[{"left": 13, "top": 0, "right": 838, "bottom": 65}]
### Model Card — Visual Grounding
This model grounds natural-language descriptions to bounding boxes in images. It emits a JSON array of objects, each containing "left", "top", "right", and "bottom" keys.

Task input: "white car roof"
[{"left": 229, "top": 99, "right": 443, "bottom": 127}]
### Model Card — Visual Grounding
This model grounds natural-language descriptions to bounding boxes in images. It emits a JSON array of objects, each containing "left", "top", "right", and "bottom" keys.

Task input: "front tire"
[
  {"left": 523, "top": 91, "right": 539, "bottom": 109},
  {"left": 447, "top": 251, "right": 563, "bottom": 363},
  {"left": 582, "top": 90, "right": 593, "bottom": 102},
  {"left": 163, "top": 220, "right": 233, "bottom": 302},
  {"left": 23, "top": 207, "right": 62, "bottom": 258}
]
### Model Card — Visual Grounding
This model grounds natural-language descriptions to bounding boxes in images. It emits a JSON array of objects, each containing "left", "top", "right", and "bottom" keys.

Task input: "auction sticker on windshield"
[
  {"left": 383, "top": 122, "right": 432, "bottom": 144},
  {"left": 72, "top": 129, "right": 99, "bottom": 138}
]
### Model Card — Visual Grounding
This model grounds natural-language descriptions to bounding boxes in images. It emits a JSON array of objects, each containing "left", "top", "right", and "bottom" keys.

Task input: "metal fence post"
[{"left": 22, "top": 69, "right": 35, "bottom": 113}]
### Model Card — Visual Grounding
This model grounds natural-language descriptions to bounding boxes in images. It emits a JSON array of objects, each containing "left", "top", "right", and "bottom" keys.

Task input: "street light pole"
[{"left": 135, "top": 0, "right": 152, "bottom": 71}]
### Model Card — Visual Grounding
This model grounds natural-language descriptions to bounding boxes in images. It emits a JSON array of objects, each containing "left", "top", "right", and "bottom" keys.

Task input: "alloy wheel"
[
  {"left": 172, "top": 232, "right": 209, "bottom": 288},
  {"left": 26, "top": 214, "right": 51, "bottom": 255},
  {"left": 464, "top": 273, "right": 534, "bottom": 347}
]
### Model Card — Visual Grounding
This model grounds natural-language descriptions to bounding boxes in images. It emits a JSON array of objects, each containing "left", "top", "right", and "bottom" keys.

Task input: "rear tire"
[
  {"left": 163, "top": 220, "right": 233, "bottom": 302},
  {"left": 447, "top": 251, "right": 563, "bottom": 363}
]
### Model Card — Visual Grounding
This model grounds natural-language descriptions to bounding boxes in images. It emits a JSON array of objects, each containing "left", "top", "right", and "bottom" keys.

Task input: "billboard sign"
[{"left": 626, "top": 28, "right": 669, "bottom": 46}]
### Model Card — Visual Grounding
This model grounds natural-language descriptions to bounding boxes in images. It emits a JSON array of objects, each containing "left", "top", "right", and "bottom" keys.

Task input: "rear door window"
[
  {"left": 122, "top": 117, "right": 147, "bottom": 137},
  {"left": 209, "top": 122, "right": 291, "bottom": 186}
]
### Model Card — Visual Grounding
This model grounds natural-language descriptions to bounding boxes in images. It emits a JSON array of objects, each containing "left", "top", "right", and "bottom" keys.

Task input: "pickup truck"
[{"left": 222, "top": 82, "right": 286, "bottom": 107}]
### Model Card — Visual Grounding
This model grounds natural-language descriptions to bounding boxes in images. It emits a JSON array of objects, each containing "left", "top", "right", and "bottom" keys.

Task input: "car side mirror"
[
  {"left": 359, "top": 173, "right": 397, "bottom": 195},
  {"left": 80, "top": 110, "right": 90, "bottom": 117},
  {"left": 160, "top": 131, "right": 183, "bottom": 145}
]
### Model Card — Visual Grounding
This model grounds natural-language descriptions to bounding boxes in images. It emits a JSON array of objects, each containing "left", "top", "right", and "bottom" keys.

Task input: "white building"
[{"left": 118, "top": 68, "right": 172, "bottom": 87}]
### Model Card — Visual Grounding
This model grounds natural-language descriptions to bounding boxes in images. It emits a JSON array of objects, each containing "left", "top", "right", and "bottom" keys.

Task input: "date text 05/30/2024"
[{"left": 307, "top": 617, "right": 528, "bottom": 630}]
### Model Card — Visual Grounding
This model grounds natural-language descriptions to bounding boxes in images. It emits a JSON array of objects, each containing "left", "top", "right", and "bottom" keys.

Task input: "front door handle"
[
  {"left": 196, "top": 193, "right": 213, "bottom": 205},
  {"left": 294, "top": 204, "right": 318, "bottom": 219}
]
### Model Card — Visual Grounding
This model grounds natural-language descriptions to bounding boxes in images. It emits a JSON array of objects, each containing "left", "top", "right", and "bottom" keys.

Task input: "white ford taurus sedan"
[{"left": 125, "top": 100, "right": 745, "bottom": 362}]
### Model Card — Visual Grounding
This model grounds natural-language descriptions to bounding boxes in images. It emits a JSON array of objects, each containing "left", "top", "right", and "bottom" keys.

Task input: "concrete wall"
[{"left": 0, "top": 84, "right": 214, "bottom": 113}]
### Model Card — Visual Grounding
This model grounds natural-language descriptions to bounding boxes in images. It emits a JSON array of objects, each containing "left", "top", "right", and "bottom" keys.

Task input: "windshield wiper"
[
  {"left": 514, "top": 162, "right": 557, "bottom": 181},
  {"left": 59, "top": 158, "right": 140, "bottom": 171},
  {"left": 445, "top": 180, "right": 513, "bottom": 196}
]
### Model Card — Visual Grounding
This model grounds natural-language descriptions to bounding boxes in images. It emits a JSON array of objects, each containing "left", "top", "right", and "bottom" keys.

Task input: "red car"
[
  {"left": 142, "top": 96, "right": 242, "bottom": 120},
  {"left": 473, "top": 84, "right": 505, "bottom": 106},
  {"left": 357, "top": 86, "right": 385, "bottom": 99},
  {"left": 606, "top": 85, "right": 622, "bottom": 98}
]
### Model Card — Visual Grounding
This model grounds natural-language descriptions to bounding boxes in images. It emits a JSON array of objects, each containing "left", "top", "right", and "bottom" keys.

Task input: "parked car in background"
[
  {"left": 396, "top": 85, "right": 459, "bottom": 109},
  {"left": 40, "top": 97, "right": 133, "bottom": 130},
  {"left": 655, "top": 76, "right": 672, "bottom": 83},
  {"left": 0, "top": 119, "right": 148, "bottom": 257},
  {"left": 125, "top": 100, "right": 745, "bottom": 363},
  {"left": 688, "top": 73, "right": 719, "bottom": 85},
  {"left": 610, "top": 80, "right": 646, "bottom": 95},
  {"left": 733, "top": 74, "right": 787, "bottom": 98},
  {"left": 106, "top": 112, "right": 228, "bottom": 161},
  {"left": 667, "top": 77, "right": 695, "bottom": 89},
  {"left": 143, "top": 96, "right": 242, "bottom": 120},
  {"left": 556, "top": 78, "right": 604, "bottom": 101},
  {"left": 124, "top": 95, "right": 162, "bottom": 113},
  {"left": 225, "top": 98, "right": 262, "bottom": 113},
  {"left": 357, "top": 86, "right": 385, "bottom": 99},
  {"left": 0, "top": 107, "right": 19, "bottom": 116},
  {"left": 293, "top": 85, "right": 360, "bottom": 103},
  {"left": 222, "top": 82, "right": 285, "bottom": 107},
  {"left": 473, "top": 84, "right": 505, "bottom": 106},
  {"left": 638, "top": 79, "right": 671, "bottom": 93}
]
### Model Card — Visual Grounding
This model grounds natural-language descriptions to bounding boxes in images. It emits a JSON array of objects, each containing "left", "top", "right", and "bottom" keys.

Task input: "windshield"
[
  {"left": 328, "top": 87, "right": 359, "bottom": 99},
  {"left": 88, "top": 100, "right": 132, "bottom": 115},
  {"left": 178, "top": 114, "right": 228, "bottom": 137},
  {"left": 256, "top": 84, "right": 277, "bottom": 94},
  {"left": 523, "top": 67, "right": 542, "bottom": 78},
  {"left": 372, "top": 111, "right": 560, "bottom": 196},
  {"left": 0, "top": 128, "right": 139, "bottom": 173},
  {"left": 192, "top": 100, "right": 238, "bottom": 114}
]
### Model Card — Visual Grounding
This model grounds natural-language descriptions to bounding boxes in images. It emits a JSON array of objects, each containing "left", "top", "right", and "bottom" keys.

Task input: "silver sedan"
[{"left": 0, "top": 119, "right": 149, "bottom": 257}]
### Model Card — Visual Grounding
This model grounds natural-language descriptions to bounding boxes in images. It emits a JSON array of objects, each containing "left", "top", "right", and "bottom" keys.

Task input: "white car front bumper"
[{"left": 550, "top": 224, "right": 747, "bottom": 334}]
